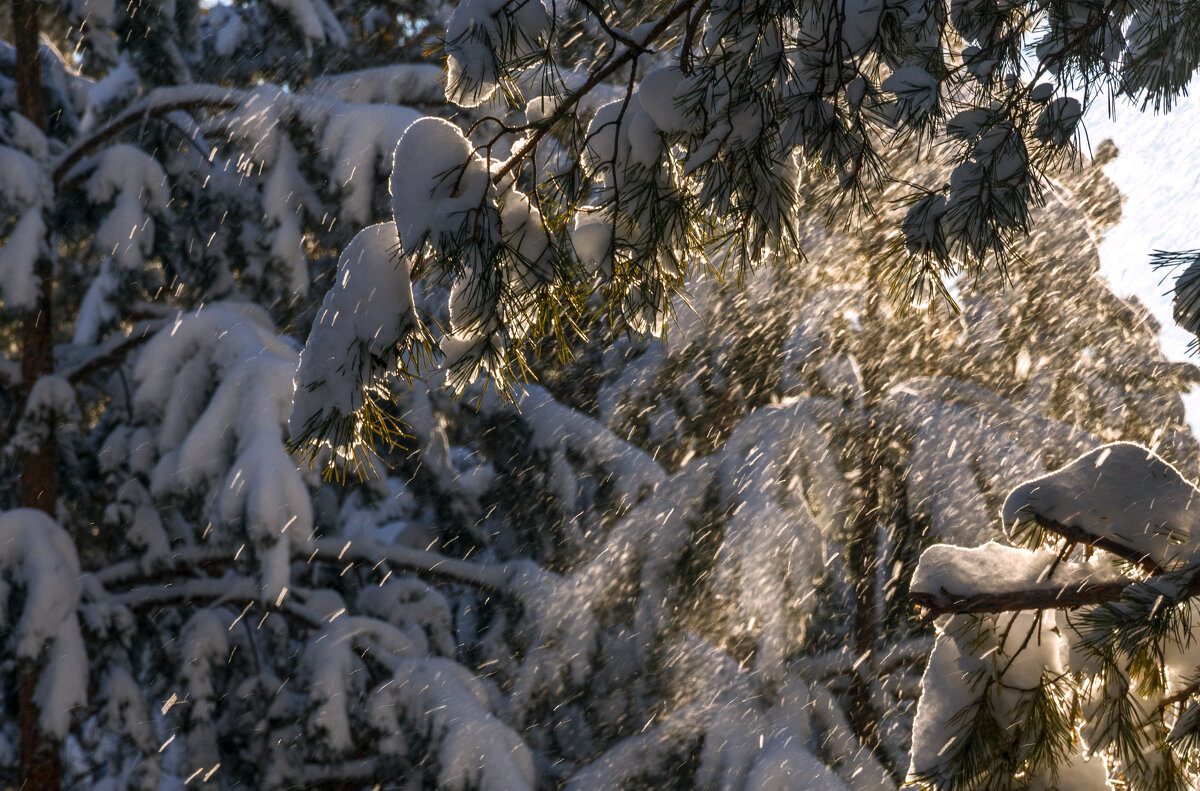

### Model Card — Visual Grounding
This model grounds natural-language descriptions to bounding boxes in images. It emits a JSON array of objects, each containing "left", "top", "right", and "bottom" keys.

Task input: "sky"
[{"left": 1086, "top": 94, "right": 1200, "bottom": 430}]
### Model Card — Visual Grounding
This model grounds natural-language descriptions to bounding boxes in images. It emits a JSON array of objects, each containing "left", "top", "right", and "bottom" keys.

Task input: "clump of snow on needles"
[
  {"left": 1003, "top": 441, "right": 1200, "bottom": 569},
  {"left": 443, "top": 0, "right": 550, "bottom": 107},
  {"left": 912, "top": 541, "right": 1124, "bottom": 603},
  {"left": 0, "top": 510, "right": 87, "bottom": 737},
  {"left": 291, "top": 221, "right": 423, "bottom": 454},
  {"left": 390, "top": 117, "right": 491, "bottom": 258},
  {"left": 135, "top": 303, "right": 313, "bottom": 600},
  {"left": 0, "top": 120, "right": 52, "bottom": 309}
]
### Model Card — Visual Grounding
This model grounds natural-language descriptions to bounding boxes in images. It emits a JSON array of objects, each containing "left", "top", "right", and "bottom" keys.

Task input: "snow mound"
[
  {"left": 0, "top": 141, "right": 52, "bottom": 309},
  {"left": 291, "top": 221, "right": 424, "bottom": 463},
  {"left": 1003, "top": 442, "right": 1200, "bottom": 569},
  {"left": 135, "top": 303, "right": 312, "bottom": 599},
  {"left": 443, "top": 0, "right": 550, "bottom": 107},
  {"left": 390, "top": 117, "right": 491, "bottom": 256},
  {"left": 86, "top": 144, "right": 169, "bottom": 271},
  {"left": 0, "top": 510, "right": 87, "bottom": 736}
]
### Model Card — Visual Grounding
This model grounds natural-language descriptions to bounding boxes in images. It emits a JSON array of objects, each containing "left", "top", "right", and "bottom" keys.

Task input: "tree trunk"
[
  {"left": 10, "top": 0, "right": 44, "bottom": 130},
  {"left": 18, "top": 658, "right": 62, "bottom": 791},
  {"left": 10, "top": 2, "right": 63, "bottom": 788},
  {"left": 846, "top": 255, "right": 887, "bottom": 769},
  {"left": 18, "top": 269, "right": 56, "bottom": 515}
]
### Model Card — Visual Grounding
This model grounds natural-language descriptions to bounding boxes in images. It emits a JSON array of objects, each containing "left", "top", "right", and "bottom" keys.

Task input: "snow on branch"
[
  {"left": 133, "top": 303, "right": 314, "bottom": 599},
  {"left": 301, "top": 64, "right": 446, "bottom": 106},
  {"left": 84, "top": 144, "right": 169, "bottom": 271},
  {"left": 907, "top": 440, "right": 1200, "bottom": 789},
  {"left": 0, "top": 130, "right": 51, "bottom": 310},
  {"left": 487, "top": 0, "right": 705, "bottom": 186},
  {"left": 92, "top": 537, "right": 510, "bottom": 597},
  {"left": 1004, "top": 442, "right": 1200, "bottom": 571},
  {"left": 54, "top": 84, "right": 245, "bottom": 187},
  {"left": 516, "top": 384, "right": 667, "bottom": 504},
  {"left": 290, "top": 222, "right": 431, "bottom": 470},
  {"left": 0, "top": 510, "right": 87, "bottom": 737},
  {"left": 1153, "top": 248, "right": 1200, "bottom": 350},
  {"left": 315, "top": 537, "right": 511, "bottom": 594},
  {"left": 368, "top": 659, "right": 537, "bottom": 791},
  {"left": 912, "top": 443, "right": 1200, "bottom": 616},
  {"left": 910, "top": 542, "right": 1133, "bottom": 615}
]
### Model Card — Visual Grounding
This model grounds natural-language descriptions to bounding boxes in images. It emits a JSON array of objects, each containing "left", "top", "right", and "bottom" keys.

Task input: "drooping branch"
[
  {"left": 65, "top": 320, "right": 162, "bottom": 385},
  {"left": 299, "top": 759, "right": 381, "bottom": 788},
  {"left": 53, "top": 86, "right": 245, "bottom": 189},
  {"left": 314, "top": 537, "right": 511, "bottom": 593},
  {"left": 111, "top": 576, "right": 261, "bottom": 611},
  {"left": 92, "top": 545, "right": 244, "bottom": 587},
  {"left": 93, "top": 537, "right": 511, "bottom": 595}
]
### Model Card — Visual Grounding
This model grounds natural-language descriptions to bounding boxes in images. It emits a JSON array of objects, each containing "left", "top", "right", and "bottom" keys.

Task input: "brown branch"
[
  {"left": 1033, "top": 513, "right": 1168, "bottom": 575},
  {"left": 1159, "top": 677, "right": 1200, "bottom": 713},
  {"left": 316, "top": 537, "right": 510, "bottom": 594},
  {"left": 1, "top": 317, "right": 166, "bottom": 444},
  {"left": 910, "top": 507, "right": 1191, "bottom": 615},
  {"left": 910, "top": 578, "right": 1136, "bottom": 616},
  {"left": 65, "top": 321, "right": 162, "bottom": 385},
  {"left": 573, "top": 0, "right": 650, "bottom": 54},
  {"left": 679, "top": 0, "right": 713, "bottom": 75}
]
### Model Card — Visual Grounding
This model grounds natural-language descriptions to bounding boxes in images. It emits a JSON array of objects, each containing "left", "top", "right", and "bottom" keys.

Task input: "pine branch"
[
  {"left": 111, "top": 576, "right": 261, "bottom": 610},
  {"left": 64, "top": 320, "right": 163, "bottom": 385},
  {"left": 298, "top": 759, "right": 382, "bottom": 788},
  {"left": 912, "top": 498, "right": 1199, "bottom": 615},
  {"left": 910, "top": 577, "right": 1135, "bottom": 615},
  {"left": 92, "top": 545, "right": 240, "bottom": 586},
  {"left": 912, "top": 526, "right": 1200, "bottom": 616},
  {"left": 1159, "top": 678, "right": 1200, "bottom": 713},
  {"left": 1033, "top": 513, "right": 1168, "bottom": 575},
  {"left": 489, "top": 0, "right": 703, "bottom": 187},
  {"left": 573, "top": 0, "right": 650, "bottom": 53},
  {"left": 53, "top": 86, "right": 245, "bottom": 189},
  {"left": 313, "top": 537, "right": 511, "bottom": 593},
  {"left": 92, "top": 537, "right": 511, "bottom": 595}
]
